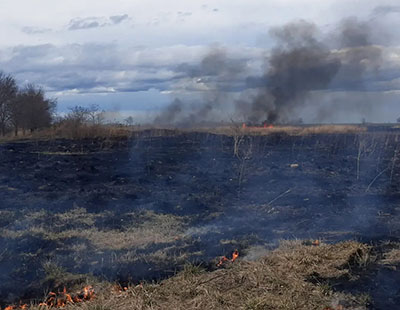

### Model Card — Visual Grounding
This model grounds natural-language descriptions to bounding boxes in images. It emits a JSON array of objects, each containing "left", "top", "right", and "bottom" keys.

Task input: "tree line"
[{"left": 0, "top": 72, "right": 56, "bottom": 136}]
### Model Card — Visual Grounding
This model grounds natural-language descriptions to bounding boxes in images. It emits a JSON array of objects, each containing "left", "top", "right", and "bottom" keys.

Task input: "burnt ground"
[{"left": 1, "top": 130, "right": 400, "bottom": 308}]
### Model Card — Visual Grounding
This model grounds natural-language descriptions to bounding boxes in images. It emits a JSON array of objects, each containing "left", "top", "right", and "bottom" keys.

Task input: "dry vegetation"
[
  {"left": 21, "top": 241, "right": 373, "bottom": 310},
  {"left": 379, "top": 242, "right": 400, "bottom": 267},
  {"left": 1, "top": 208, "right": 187, "bottom": 251},
  {"left": 212, "top": 124, "right": 367, "bottom": 136},
  {"left": 0, "top": 123, "right": 372, "bottom": 143}
]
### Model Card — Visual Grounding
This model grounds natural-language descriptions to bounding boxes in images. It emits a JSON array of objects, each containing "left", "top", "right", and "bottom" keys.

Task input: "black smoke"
[
  {"left": 241, "top": 18, "right": 383, "bottom": 124},
  {"left": 156, "top": 17, "right": 386, "bottom": 125},
  {"left": 154, "top": 47, "right": 248, "bottom": 126},
  {"left": 243, "top": 20, "right": 341, "bottom": 123}
]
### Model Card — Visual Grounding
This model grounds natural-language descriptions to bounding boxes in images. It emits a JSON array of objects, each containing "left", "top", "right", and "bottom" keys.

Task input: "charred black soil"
[{"left": 1, "top": 129, "right": 400, "bottom": 309}]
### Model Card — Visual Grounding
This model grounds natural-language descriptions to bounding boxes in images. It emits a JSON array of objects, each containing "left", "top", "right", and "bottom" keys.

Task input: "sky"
[{"left": 1, "top": 0, "right": 400, "bottom": 123}]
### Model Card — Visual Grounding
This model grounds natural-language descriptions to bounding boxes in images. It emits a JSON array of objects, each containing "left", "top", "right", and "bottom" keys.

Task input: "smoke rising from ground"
[
  {"left": 155, "top": 17, "right": 387, "bottom": 125},
  {"left": 243, "top": 20, "right": 341, "bottom": 123},
  {"left": 154, "top": 47, "right": 247, "bottom": 125}
]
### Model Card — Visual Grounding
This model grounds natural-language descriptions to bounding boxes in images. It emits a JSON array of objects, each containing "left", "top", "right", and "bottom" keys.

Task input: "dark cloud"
[
  {"left": 372, "top": 5, "right": 400, "bottom": 16},
  {"left": 0, "top": 43, "right": 180, "bottom": 94},
  {"left": 68, "top": 17, "right": 101, "bottom": 30},
  {"left": 68, "top": 14, "right": 129, "bottom": 31},
  {"left": 109, "top": 14, "right": 129, "bottom": 24}
]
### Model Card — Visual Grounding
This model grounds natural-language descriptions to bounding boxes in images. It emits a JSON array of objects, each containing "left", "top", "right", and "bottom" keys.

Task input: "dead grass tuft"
[{"left": 380, "top": 246, "right": 400, "bottom": 266}]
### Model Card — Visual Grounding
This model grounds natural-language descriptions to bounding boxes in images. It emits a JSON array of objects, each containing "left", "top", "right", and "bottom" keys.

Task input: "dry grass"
[
  {"left": 381, "top": 249, "right": 400, "bottom": 266},
  {"left": 0, "top": 124, "right": 134, "bottom": 142},
  {"left": 1, "top": 209, "right": 187, "bottom": 251},
  {"left": 380, "top": 243, "right": 400, "bottom": 266},
  {"left": 0, "top": 124, "right": 369, "bottom": 143},
  {"left": 24, "top": 241, "right": 370, "bottom": 310},
  {"left": 213, "top": 124, "right": 367, "bottom": 136}
]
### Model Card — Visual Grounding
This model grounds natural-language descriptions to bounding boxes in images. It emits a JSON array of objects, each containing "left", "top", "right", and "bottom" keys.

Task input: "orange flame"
[
  {"left": 312, "top": 240, "right": 320, "bottom": 246},
  {"left": 231, "top": 249, "right": 239, "bottom": 262},
  {"left": 4, "top": 304, "right": 28, "bottom": 310},
  {"left": 217, "top": 250, "right": 239, "bottom": 267},
  {"left": 3, "top": 285, "right": 97, "bottom": 309},
  {"left": 216, "top": 256, "right": 229, "bottom": 267}
]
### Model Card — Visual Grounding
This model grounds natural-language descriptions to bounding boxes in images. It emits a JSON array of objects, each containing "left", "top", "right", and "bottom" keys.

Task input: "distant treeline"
[
  {"left": 0, "top": 72, "right": 116, "bottom": 138},
  {"left": 0, "top": 72, "right": 56, "bottom": 136}
]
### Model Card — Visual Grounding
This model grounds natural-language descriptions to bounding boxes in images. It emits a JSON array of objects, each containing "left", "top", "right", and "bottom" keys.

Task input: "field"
[{"left": 1, "top": 126, "right": 400, "bottom": 309}]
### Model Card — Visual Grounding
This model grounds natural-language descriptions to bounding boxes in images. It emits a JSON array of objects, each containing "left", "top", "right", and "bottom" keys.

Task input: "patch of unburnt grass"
[{"left": 1, "top": 208, "right": 187, "bottom": 250}]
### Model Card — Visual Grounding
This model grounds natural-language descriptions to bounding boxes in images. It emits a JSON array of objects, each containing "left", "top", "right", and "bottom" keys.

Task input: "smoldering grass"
[
  {"left": 42, "top": 260, "right": 94, "bottom": 288},
  {"left": 40, "top": 241, "right": 371, "bottom": 310}
]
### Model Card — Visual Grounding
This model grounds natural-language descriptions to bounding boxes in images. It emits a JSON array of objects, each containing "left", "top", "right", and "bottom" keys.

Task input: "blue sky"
[{"left": 1, "top": 0, "right": 400, "bottom": 123}]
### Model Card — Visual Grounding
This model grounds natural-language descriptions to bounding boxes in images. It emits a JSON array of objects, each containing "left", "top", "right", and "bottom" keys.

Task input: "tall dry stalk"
[
  {"left": 237, "top": 138, "right": 253, "bottom": 187},
  {"left": 230, "top": 120, "right": 244, "bottom": 157},
  {"left": 390, "top": 144, "right": 399, "bottom": 184},
  {"left": 357, "top": 142, "right": 362, "bottom": 180}
]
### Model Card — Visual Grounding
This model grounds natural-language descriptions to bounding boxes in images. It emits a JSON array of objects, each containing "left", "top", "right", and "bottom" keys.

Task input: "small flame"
[
  {"left": 5, "top": 285, "right": 96, "bottom": 309},
  {"left": 216, "top": 256, "right": 229, "bottom": 267},
  {"left": 312, "top": 240, "right": 320, "bottom": 246},
  {"left": 4, "top": 304, "right": 28, "bottom": 310},
  {"left": 231, "top": 249, "right": 239, "bottom": 262},
  {"left": 217, "top": 250, "right": 239, "bottom": 267}
]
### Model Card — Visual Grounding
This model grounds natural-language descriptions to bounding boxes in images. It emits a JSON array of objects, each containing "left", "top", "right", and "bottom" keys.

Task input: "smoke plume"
[
  {"left": 154, "top": 47, "right": 248, "bottom": 126},
  {"left": 156, "top": 17, "right": 385, "bottom": 125}
]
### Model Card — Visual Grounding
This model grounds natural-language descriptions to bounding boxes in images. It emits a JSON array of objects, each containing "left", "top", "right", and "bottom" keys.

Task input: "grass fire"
[
  {"left": 1, "top": 2, "right": 400, "bottom": 308},
  {"left": 0, "top": 125, "right": 400, "bottom": 309}
]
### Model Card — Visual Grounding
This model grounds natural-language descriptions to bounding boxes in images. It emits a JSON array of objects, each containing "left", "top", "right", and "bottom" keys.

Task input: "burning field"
[{"left": 1, "top": 126, "right": 400, "bottom": 309}]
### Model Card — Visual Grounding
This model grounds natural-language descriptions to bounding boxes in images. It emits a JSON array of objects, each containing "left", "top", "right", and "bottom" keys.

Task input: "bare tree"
[
  {"left": 0, "top": 72, "right": 17, "bottom": 135},
  {"left": 124, "top": 116, "right": 134, "bottom": 126},
  {"left": 67, "top": 106, "right": 90, "bottom": 124},
  {"left": 67, "top": 105, "right": 104, "bottom": 125},
  {"left": 87, "top": 104, "right": 105, "bottom": 125}
]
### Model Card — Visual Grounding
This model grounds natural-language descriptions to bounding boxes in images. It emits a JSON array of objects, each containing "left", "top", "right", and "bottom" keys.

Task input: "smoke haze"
[{"left": 156, "top": 17, "right": 388, "bottom": 125}]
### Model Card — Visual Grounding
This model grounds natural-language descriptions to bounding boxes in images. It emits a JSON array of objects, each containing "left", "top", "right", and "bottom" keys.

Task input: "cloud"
[
  {"left": 21, "top": 26, "right": 52, "bottom": 34},
  {"left": 1, "top": 41, "right": 400, "bottom": 96},
  {"left": 0, "top": 43, "right": 212, "bottom": 94},
  {"left": 68, "top": 14, "right": 129, "bottom": 31},
  {"left": 109, "top": 14, "right": 129, "bottom": 24},
  {"left": 372, "top": 5, "right": 400, "bottom": 16},
  {"left": 1, "top": 34, "right": 400, "bottom": 125}
]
